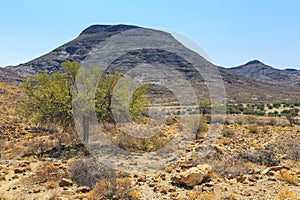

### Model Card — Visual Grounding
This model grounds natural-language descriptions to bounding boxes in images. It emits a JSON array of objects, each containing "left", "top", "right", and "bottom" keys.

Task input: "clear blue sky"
[{"left": 0, "top": 0, "right": 299, "bottom": 69}]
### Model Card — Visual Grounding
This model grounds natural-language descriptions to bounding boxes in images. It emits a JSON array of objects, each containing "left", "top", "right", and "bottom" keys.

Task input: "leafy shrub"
[
  {"left": 273, "top": 102, "right": 281, "bottom": 108},
  {"left": 267, "top": 103, "right": 273, "bottom": 109}
]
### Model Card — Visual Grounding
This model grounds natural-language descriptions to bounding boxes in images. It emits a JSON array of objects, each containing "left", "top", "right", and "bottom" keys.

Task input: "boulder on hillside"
[{"left": 171, "top": 164, "right": 212, "bottom": 187}]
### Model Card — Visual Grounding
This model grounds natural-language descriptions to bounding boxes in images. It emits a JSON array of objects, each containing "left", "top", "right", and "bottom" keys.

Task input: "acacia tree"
[
  {"left": 73, "top": 65, "right": 101, "bottom": 142},
  {"left": 21, "top": 61, "right": 149, "bottom": 143},
  {"left": 95, "top": 73, "right": 149, "bottom": 123},
  {"left": 21, "top": 72, "right": 74, "bottom": 132}
]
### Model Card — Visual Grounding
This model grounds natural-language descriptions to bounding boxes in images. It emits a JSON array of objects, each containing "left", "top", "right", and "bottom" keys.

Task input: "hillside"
[
  {"left": 0, "top": 68, "right": 22, "bottom": 84},
  {"left": 1, "top": 81, "right": 300, "bottom": 199},
  {"left": 227, "top": 60, "right": 300, "bottom": 87}
]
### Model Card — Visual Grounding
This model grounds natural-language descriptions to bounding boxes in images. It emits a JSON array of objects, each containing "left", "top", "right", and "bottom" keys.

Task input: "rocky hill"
[
  {"left": 227, "top": 60, "right": 300, "bottom": 87},
  {"left": 3, "top": 24, "right": 300, "bottom": 103}
]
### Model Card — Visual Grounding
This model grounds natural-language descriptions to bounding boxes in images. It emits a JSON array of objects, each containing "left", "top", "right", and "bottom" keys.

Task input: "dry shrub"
[
  {"left": 88, "top": 178, "right": 140, "bottom": 200},
  {"left": 276, "top": 170, "right": 299, "bottom": 185},
  {"left": 48, "top": 191, "right": 61, "bottom": 200},
  {"left": 236, "top": 147, "right": 279, "bottom": 167},
  {"left": 68, "top": 157, "right": 114, "bottom": 188},
  {"left": 186, "top": 190, "right": 198, "bottom": 200},
  {"left": 196, "top": 116, "right": 208, "bottom": 139},
  {"left": 248, "top": 125, "right": 258, "bottom": 134},
  {"left": 27, "top": 162, "right": 67, "bottom": 184},
  {"left": 44, "top": 181, "right": 57, "bottom": 189},
  {"left": 222, "top": 128, "right": 235, "bottom": 138},
  {"left": 211, "top": 154, "right": 249, "bottom": 178},
  {"left": 274, "top": 137, "right": 300, "bottom": 161},
  {"left": 277, "top": 188, "right": 297, "bottom": 200},
  {"left": 197, "top": 193, "right": 216, "bottom": 200}
]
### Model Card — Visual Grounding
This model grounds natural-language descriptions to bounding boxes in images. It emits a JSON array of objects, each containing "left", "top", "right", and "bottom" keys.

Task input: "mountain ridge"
[
  {"left": 2, "top": 24, "right": 300, "bottom": 103},
  {"left": 226, "top": 60, "right": 300, "bottom": 87}
]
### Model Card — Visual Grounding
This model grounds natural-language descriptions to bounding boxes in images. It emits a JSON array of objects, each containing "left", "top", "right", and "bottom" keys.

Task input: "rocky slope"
[
  {"left": 227, "top": 60, "right": 300, "bottom": 87},
  {"left": 0, "top": 68, "right": 22, "bottom": 84}
]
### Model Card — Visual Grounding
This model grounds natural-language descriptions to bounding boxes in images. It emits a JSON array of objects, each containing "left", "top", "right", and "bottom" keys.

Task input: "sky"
[{"left": 0, "top": 0, "right": 299, "bottom": 69}]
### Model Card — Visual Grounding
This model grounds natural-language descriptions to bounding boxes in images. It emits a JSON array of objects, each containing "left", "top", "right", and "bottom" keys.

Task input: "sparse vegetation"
[
  {"left": 277, "top": 188, "right": 297, "bottom": 200},
  {"left": 88, "top": 178, "right": 140, "bottom": 200},
  {"left": 276, "top": 170, "right": 299, "bottom": 185}
]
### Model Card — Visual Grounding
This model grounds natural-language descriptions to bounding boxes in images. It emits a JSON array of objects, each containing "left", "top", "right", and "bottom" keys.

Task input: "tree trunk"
[{"left": 82, "top": 116, "right": 89, "bottom": 143}]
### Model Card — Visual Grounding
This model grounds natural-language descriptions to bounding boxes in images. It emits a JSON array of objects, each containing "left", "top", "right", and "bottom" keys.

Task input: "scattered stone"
[
  {"left": 59, "top": 178, "right": 73, "bottom": 187},
  {"left": 137, "top": 174, "right": 147, "bottom": 182},
  {"left": 237, "top": 175, "right": 246, "bottom": 183},
  {"left": 19, "top": 162, "right": 30, "bottom": 167},
  {"left": 14, "top": 168, "right": 26, "bottom": 174},
  {"left": 76, "top": 186, "right": 90, "bottom": 193},
  {"left": 262, "top": 166, "right": 290, "bottom": 175},
  {"left": 171, "top": 164, "right": 212, "bottom": 187},
  {"left": 0, "top": 176, "right": 5, "bottom": 181},
  {"left": 33, "top": 188, "right": 40, "bottom": 193},
  {"left": 179, "top": 163, "right": 193, "bottom": 169}
]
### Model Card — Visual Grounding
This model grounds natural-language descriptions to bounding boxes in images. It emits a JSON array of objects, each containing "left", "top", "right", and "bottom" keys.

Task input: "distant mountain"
[
  {"left": 227, "top": 60, "right": 300, "bottom": 87},
  {"left": 285, "top": 68, "right": 299, "bottom": 74},
  {"left": 3, "top": 25, "right": 300, "bottom": 103}
]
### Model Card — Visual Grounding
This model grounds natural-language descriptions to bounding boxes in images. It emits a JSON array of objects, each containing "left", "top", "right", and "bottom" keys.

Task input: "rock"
[
  {"left": 149, "top": 183, "right": 156, "bottom": 187},
  {"left": 19, "top": 162, "right": 30, "bottom": 167},
  {"left": 59, "top": 178, "right": 73, "bottom": 187},
  {"left": 179, "top": 163, "right": 193, "bottom": 169},
  {"left": 33, "top": 188, "right": 40, "bottom": 193},
  {"left": 14, "top": 168, "right": 26, "bottom": 174},
  {"left": 237, "top": 175, "right": 247, "bottom": 183},
  {"left": 137, "top": 174, "right": 147, "bottom": 182},
  {"left": 171, "top": 164, "right": 212, "bottom": 187},
  {"left": 76, "top": 186, "right": 90, "bottom": 193},
  {"left": 0, "top": 176, "right": 5, "bottom": 181},
  {"left": 261, "top": 166, "right": 290, "bottom": 175}
]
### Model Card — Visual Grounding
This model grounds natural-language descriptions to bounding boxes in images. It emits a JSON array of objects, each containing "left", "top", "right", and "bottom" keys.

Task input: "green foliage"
[
  {"left": 198, "top": 100, "right": 212, "bottom": 115},
  {"left": 273, "top": 102, "right": 281, "bottom": 108},
  {"left": 21, "top": 61, "right": 149, "bottom": 142},
  {"left": 21, "top": 72, "right": 74, "bottom": 132},
  {"left": 267, "top": 103, "right": 273, "bottom": 109},
  {"left": 226, "top": 104, "right": 243, "bottom": 114},
  {"left": 281, "top": 109, "right": 298, "bottom": 126},
  {"left": 129, "top": 84, "right": 149, "bottom": 121},
  {"left": 95, "top": 72, "right": 122, "bottom": 123},
  {"left": 95, "top": 73, "right": 149, "bottom": 123}
]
